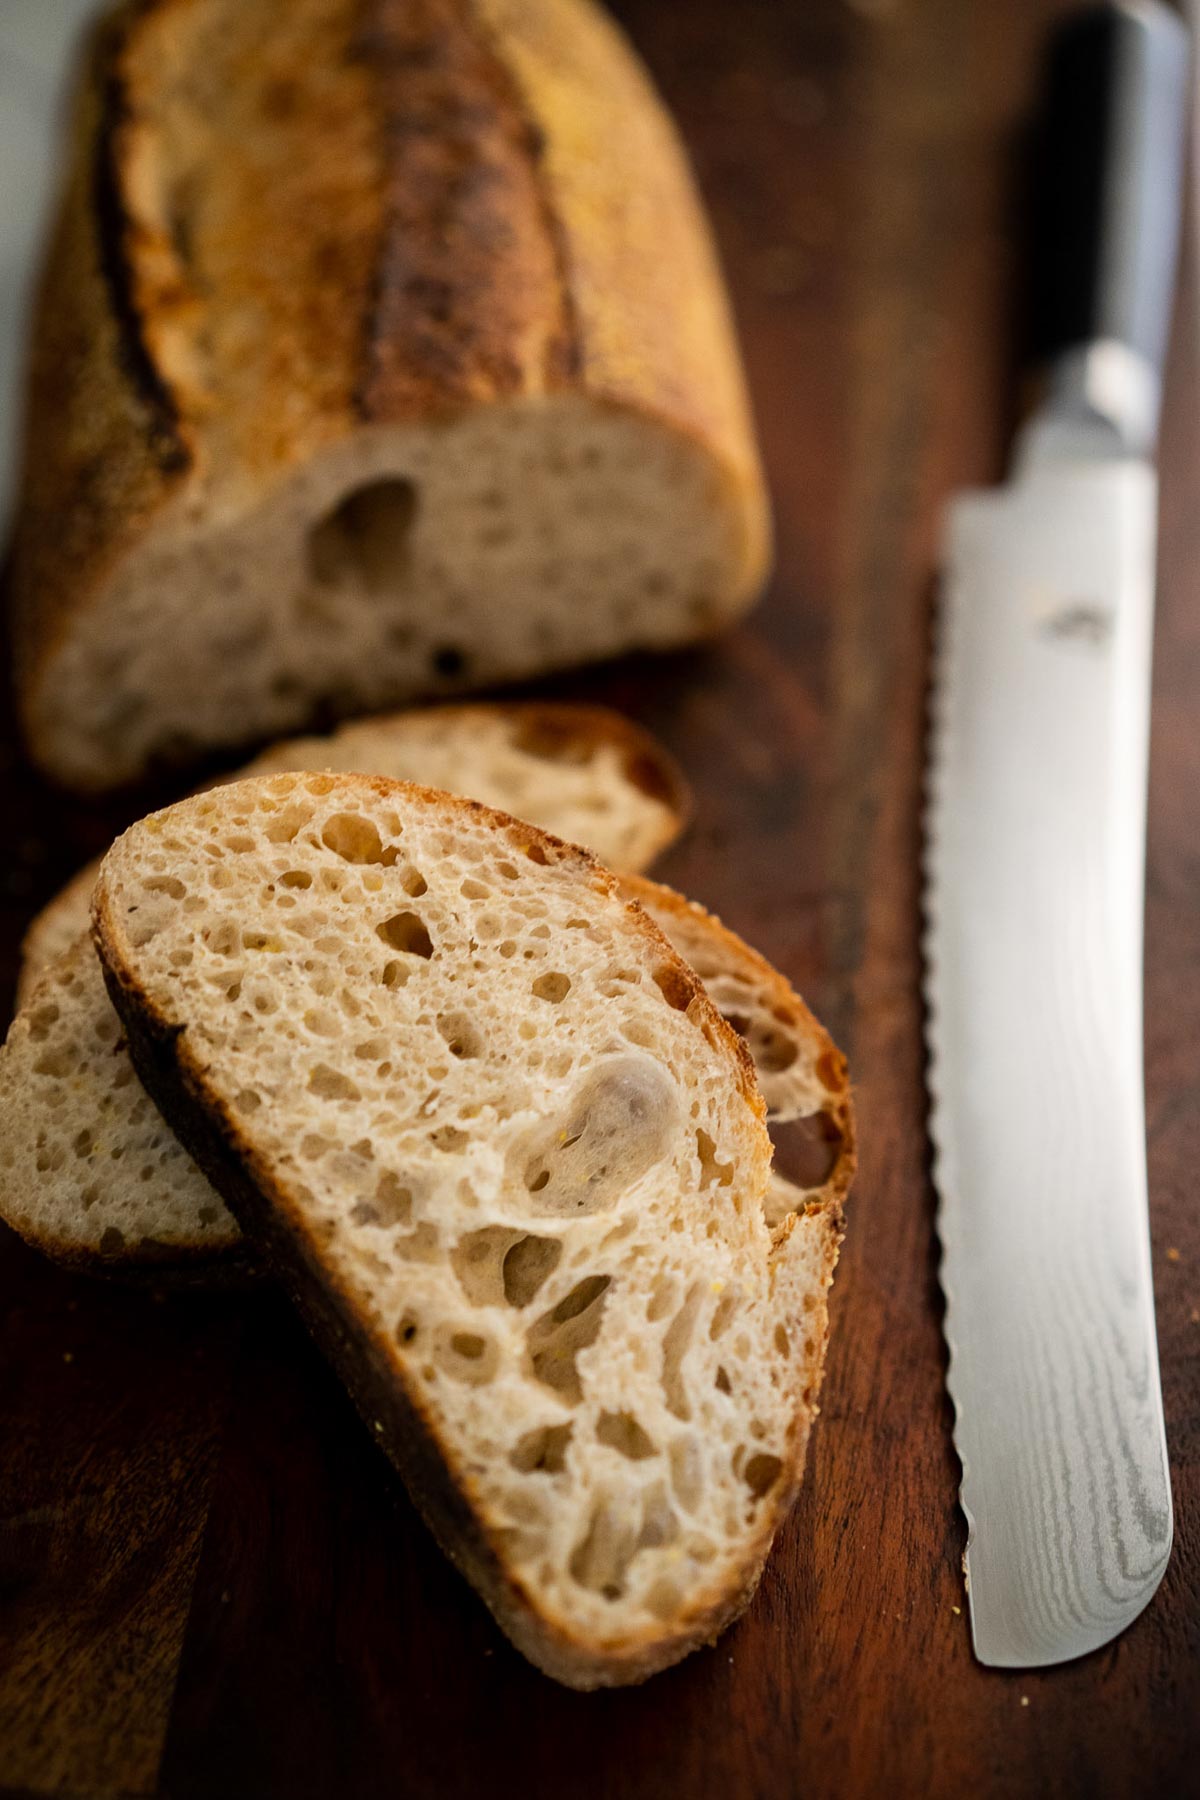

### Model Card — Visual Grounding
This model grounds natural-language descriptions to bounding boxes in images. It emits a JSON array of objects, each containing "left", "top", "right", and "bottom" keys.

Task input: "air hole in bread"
[
  {"left": 320, "top": 813, "right": 398, "bottom": 867},
  {"left": 653, "top": 964, "right": 694, "bottom": 1012},
  {"left": 638, "top": 1482, "right": 679, "bottom": 1549},
  {"left": 749, "top": 1020, "right": 799, "bottom": 1074},
  {"left": 280, "top": 869, "right": 312, "bottom": 889},
  {"left": 595, "top": 1411, "right": 657, "bottom": 1460},
  {"left": 568, "top": 1495, "right": 637, "bottom": 1599},
  {"left": 709, "top": 1290, "right": 737, "bottom": 1339},
  {"left": 380, "top": 960, "right": 409, "bottom": 988},
  {"left": 531, "top": 972, "right": 570, "bottom": 1003},
  {"left": 517, "top": 1058, "right": 677, "bottom": 1218},
  {"left": 696, "top": 1129, "right": 734, "bottom": 1190},
  {"left": 527, "top": 1275, "right": 612, "bottom": 1404},
  {"left": 512, "top": 715, "right": 594, "bottom": 766},
  {"left": 772, "top": 1111, "right": 844, "bottom": 1189},
  {"left": 99, "top": 1227, "right": 126, "bottom": 1255},
  {"left": 308, "top": 477, "right": 417, "bottom": 591},
  {"left": 434, "top": 1324, "right": 498, "bottom": 1384},
  {"left": 207, "top": 920, "right": 239, "bottom": 957},
  {"left": 743, "top": 1454, "right": 783, "bottom": 1499},
  {"left": 662, "top": 1283, "right": 703, "bottom": 1421},
  {"left": 376, "top": 912, "right": 434, "bottom": 957},
  {"left": 307, "top": 1063, "right": 361, "bottom": 1102},
  {"left": 510, "top": 1421, "right": 573, "bottom": 1474},
  {"left": 715, "top": 1366, "right": 732, "bottom": 1395},
  {"left": 396, "top": 1312, "right": 420, "bottom": 1345},
  {"left": 144, "top": 875, "right": 187, "bottom": 899},
  {"left": 774, "top": 1325, "right": 790, "bottom": 1357},
  {"left": 361, "top": 1179, "right": 410, "bottom": 1245},
  {"left": 431, "top": 645, "right": 468, "bottom": 680},
  {"left": 436, "top": 1011, "right": 482, "bottom": 1059},
  {"left": 503, "top": 1234, "right": 562, "bottom": 1307},
  {"left": 669, "top": 1436, "right": 703, "bottom": 1513},
  {"left": 396, "top": 1221, "right": 441, "bottom": 1262}
]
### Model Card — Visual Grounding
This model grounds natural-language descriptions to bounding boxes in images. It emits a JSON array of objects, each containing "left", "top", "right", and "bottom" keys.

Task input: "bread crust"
[
  {"left": 91, "top": 777, "right": 789, "bottom": 1686},
  {"left": 12, "top": 0, "right": 769, "bottom": 784}
]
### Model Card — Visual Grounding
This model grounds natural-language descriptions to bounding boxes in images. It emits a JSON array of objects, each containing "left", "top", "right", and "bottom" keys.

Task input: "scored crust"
[{"left": 91, "top": 774, "right": 834, "bottom": 1685}]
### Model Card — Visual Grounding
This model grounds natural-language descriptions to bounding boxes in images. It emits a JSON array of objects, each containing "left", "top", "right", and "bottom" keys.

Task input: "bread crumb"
[
  {"left": 1020, "top": 1696, "right": 1030, "bottom": 1708},
  {"left": 62, "top": 1351, "right": 74, "bottom": 1364},
  {"left": 1166, "top": 1247, "right": 1181, "bottom": 1263},
  {"left": 951, "top": 1605, "right": 961, "bottom": 1615}
]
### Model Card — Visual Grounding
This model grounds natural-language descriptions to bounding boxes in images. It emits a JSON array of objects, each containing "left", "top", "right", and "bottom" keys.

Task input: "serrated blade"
[{"left": 925, "top": 455, "right": 1173, "bottom": 1668}]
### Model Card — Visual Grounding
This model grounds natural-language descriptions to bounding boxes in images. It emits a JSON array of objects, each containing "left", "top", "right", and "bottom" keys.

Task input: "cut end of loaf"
[
  {"left": 91, "top": 773, "right": 829, "bottom": 1683},
  {"left": 27, "top": 400, "right": 759, "bottom": 791}
]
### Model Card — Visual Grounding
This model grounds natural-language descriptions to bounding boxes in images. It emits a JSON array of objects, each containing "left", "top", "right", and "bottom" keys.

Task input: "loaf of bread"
[
  {"left": 10, "top": 0, "right": 769, "bottom": 791},
  {"left": 91, "top": 774, "right": 835, "bottom": 1684},
  {"left": 17, "top": 702, "right": 689, "bottom": 1003}
]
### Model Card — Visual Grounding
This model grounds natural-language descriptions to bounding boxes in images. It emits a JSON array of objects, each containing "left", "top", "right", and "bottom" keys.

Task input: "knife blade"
[{"left": 924, "top": 0, "right": 1188, "bottom": 1669}]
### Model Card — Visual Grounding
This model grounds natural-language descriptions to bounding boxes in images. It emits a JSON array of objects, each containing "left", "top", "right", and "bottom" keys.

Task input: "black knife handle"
[{"left": 1030, "top": 0, "right": 1188, "bottom": 384}]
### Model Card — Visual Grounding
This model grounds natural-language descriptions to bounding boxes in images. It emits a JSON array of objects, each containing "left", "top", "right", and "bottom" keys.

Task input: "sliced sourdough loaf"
[
  {"left": 12, "top": 0, "right": 768, "bottom": 792},
  {"left": 17, "top": 702, "right": 689, "bottom": 1004},
  {"left": 91, "top": 773, "right": 826, "bottom": 1684}
]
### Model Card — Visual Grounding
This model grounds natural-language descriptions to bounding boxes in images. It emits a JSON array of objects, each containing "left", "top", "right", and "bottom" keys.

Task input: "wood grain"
[{"left": 0, "top": 1, "right": 1198, "bottom": 1795}]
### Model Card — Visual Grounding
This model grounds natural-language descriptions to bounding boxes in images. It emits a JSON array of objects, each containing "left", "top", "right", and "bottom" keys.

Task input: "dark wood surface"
[{"left": 1, "top": 2, "right": 1198, "bottom": 1794}]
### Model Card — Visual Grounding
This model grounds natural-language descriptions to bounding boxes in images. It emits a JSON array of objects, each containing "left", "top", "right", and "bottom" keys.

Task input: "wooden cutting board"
[{"left": 1, "top": 2, "right": 1197, "bottom": 1794}]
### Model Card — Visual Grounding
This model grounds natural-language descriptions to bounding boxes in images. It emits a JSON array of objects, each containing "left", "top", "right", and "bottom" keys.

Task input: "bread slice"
[
  {"left": 12, "top": 0, "right": 768, "bottom": 792},
  {"left": 17, "top": 702, "right": 689, "bottom": 1005},
  {"left": 91, "top": 773, "right": 830, "bottom": 1685},
  {"left": 0, "top": 934, "right": 246, "bottom": 1275}
]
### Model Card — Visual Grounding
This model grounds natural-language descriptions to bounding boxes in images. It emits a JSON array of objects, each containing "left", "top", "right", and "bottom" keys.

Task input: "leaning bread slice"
[
  {"left": 93, "top": 774, "right": 817, "bottom": 1686},
  {"left": 0, "top": 877, "right": 850, "bottom": 1285},
  {"left": 17, "top": 702, "right": 688, "bottom": 1005}
]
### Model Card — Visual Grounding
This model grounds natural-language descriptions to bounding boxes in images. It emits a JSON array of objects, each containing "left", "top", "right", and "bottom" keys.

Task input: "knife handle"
[{"left": 1029, "top": 0, "right": 1189, "bottom": 453}]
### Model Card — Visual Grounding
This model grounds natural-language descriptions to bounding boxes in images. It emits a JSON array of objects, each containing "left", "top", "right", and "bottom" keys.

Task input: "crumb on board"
[{"left": 1166, "top": 1247, "right": 1181, "bottom": 1263}]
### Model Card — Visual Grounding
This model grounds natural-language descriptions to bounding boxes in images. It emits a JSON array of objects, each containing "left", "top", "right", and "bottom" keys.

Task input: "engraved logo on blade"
[{"left": 1038, "top": 600, "right": 1114, "bottom": 647}]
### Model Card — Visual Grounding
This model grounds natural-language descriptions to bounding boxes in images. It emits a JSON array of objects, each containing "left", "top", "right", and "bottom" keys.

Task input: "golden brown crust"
[
  {"left": 9, "top": 6, "right": 192, "bottom": 718},
  {"left": 11, "top": 0, "right": 768, "bottom": 779},
  {"left": 474, "top": 0, "right": 769, "bottom": 588},
  {"left": 91, "top": 776, "right": 779, "bottom": 1685}
]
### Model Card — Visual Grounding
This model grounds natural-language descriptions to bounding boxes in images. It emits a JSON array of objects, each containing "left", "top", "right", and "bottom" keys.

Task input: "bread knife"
[{"left": 924, "top": 0, "right": 1188, "bottom": 1668}]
